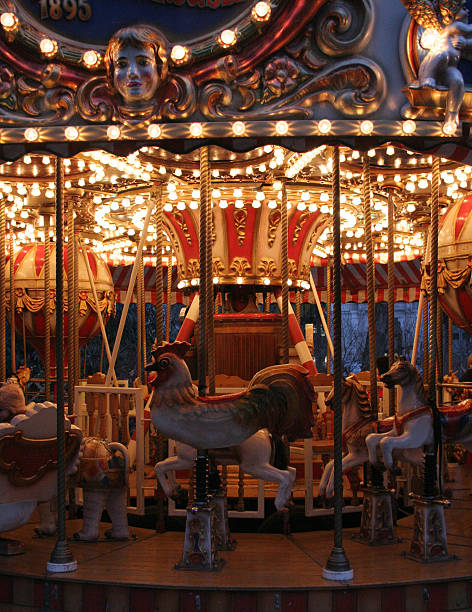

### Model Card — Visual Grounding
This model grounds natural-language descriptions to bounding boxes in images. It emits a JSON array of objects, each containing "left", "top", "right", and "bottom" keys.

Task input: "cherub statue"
[{"left": 401, "top": 0, "right": 472, "bottom": 131}]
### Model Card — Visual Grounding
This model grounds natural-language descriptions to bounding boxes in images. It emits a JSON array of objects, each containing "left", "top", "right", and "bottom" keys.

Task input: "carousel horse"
[
  {"left": 318, "top": 375, "right": 378, "bottom": 499},
  {"left": 366, "top": 357, "right": 472, "bottom": 470},
  {"left": 147, "top": 341, "right": 314, "bottom": 511}
]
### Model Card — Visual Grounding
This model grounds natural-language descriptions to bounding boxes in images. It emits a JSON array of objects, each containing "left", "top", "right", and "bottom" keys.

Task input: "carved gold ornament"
[
  {"left": 230, "top": 257, "right": 251, "bottom": 277},
  {"left": 257, "top": 257, "right": 277, "bottom": 278},
  {"left": 268, "top": 209, "right": 281, "bottom": 248},
  {"left": 233, "top": 207, "right": 248, "bottom": 246}
]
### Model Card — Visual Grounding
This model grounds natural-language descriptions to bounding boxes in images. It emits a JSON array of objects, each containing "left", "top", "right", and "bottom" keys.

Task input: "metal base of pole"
[
  {"left": 408, "top": 496, "right": 452, "bottom": 563},
  {"left": 355, "top": 487, "right": 397, "bottom": 546},
  {"left": 212, "top": 493, "right": 236, "bottom": 551},
  {"left": 176, "top": 502, "right": 225, "bottom": 571},
  {"left": 47, "top": 539, "right": 77, "bottom": 573},
  {"left": 323, "top": 546, "right": 354, "bottom": 581}
]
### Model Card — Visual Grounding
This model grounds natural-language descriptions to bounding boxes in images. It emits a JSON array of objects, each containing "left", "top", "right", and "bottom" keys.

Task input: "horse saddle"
[{"left": 438, "top": 399, "right": 472, "bottom": 438}]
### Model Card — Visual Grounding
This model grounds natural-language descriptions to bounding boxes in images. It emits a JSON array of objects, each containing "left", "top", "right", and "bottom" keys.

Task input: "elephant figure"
[
  {"left": 73, "top": 437, "right": 129, "bottom": 542},
  {"left": 0, "top": 400, "right": 82, "bottom": 544}
]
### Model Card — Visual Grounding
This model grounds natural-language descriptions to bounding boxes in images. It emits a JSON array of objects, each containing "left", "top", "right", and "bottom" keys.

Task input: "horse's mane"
[{"left": 345, "top": 376, "right": 374, "bottom": 418}]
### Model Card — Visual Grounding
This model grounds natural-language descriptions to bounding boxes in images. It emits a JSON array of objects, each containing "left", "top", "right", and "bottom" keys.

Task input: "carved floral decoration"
[{"left": 0, "top": 0, "right": 385, "bottom": 126}]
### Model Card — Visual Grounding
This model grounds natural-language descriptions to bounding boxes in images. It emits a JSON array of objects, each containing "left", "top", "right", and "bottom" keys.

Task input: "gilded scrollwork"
[
  {"left": 230, "top": 257, "right": 251, "bottom": 277},
  {"left": 212, "top": 258, "right": 225, "bottom": 278},
  {"left": 200, "top": 0, "right": 384, "bottom": 120},
  {"left": 0, "top": 63, "right": 75, "bottom": 124},
  {"left": 233, "top": 207, "right": 248, "bottom": 245},
  {"left": 268, "top": 209, "right": 281, "bottom": 248},
  {"left": 187, "top": 258, "right": 200, "bottom": 278},
  {"left": 292, "top": 211, "right": 310, "bottom": 246},
  {"left": 288, "top": 259, "right": 298, "bottom": 277},
  {"left": 257, "top": 257, "right": 277, "bottom": 278},
  {"left": 174, "top": 211, "right": 192, "bottom": 246}
]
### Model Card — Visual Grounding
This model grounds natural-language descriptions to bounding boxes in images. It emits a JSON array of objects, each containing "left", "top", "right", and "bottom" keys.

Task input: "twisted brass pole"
[
  {"left": 141, "top": 251, "right": 146, "bottom": 381},
  {"left": 0, "top": 196, "right": 6, "bottom": 382},
  {"left": 437, "top": 306, "right": 444, "bottom": 404},
  {"left": 429, "top": 158, "right": 440, "bottom": 399},
  {"left": 326, "top": 263, "right": 332, "bottom": 375},
  {"left": 166, "top": 249, "right": 172, "bottom": 342},
  {"left": 281, "top": 180, "right": 289, "bottom": 364},
  {"left": 44, "top": 214, "right": 51, "bottom": 401},
  {"left": 206, "top": 154, "right": 215, "bottom": 395},
  {"left": 323, "top": 146, "right": 353, "bottom": 579},
  {"left": 363, "top": 156, "right": 378, "bottom": 415},
  {"left": 67, "top": 200, "right": 74, "bottom": 412},
  {"left": 387, "top": 190, "right": 395, "bottom": 416},
  {"left": 73, "top": 233, "right": 80, "bottom": 382},
  {"left": 48, "top": 156, "right": 77, "bottom": 572},
  {"left": 198, "top": 146, "right": 209, "bottom": 396},
  {"left": 296, "top": 288, "right": 301, "bottom": 325},
  {"left": 137, "top": 251, "right": 143, "bottom": 382},
  {"left": 155, "top": 186, "right": 164, "bottom": 347},
  {"left": 423, "top": 230, "right": 430, "bottom": 383},
  {"left": 9, "top": 228, "right": 15, "bottom": 373}
]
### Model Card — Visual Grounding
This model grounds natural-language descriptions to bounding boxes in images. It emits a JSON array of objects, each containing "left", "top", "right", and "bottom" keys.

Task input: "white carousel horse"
[
  {"left": 318, "top": 376, "right": 379, "bottom": 498},
  {"left": 366, "top": 357, "right": 472, "bottom": 469},
  {"left": 147, "top": 341, "right": 314, "bottom": 511},
  {"left": 154, "top": 430, "right": 295, "bottom": 511}
]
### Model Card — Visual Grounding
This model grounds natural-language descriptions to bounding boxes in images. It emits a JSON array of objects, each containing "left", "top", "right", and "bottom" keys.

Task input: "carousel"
[{"left": 0, "top": 0, "right": 472, "bottom": 611}]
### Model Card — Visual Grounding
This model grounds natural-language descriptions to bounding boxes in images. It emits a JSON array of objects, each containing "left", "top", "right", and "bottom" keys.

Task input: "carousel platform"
[{"left": 1, "top": 465, "right": 472, "bottom": 612}]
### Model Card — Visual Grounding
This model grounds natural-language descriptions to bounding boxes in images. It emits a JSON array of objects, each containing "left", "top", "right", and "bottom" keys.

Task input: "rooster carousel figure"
[{"left": 146, "top": 340, "right": 314, "bottom": 570}]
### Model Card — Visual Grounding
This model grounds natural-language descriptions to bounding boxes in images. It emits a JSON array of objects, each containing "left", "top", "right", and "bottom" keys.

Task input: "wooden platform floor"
[{"left": 1, "top": 464, "right": 472, "bottom": 611}]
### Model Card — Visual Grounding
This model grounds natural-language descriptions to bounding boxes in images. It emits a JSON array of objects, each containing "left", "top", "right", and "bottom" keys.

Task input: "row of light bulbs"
[{"left": 0, "top": 2, "right": 271, "bottom": 68}]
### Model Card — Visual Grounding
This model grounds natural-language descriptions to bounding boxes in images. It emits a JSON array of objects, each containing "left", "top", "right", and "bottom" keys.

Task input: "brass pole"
[
  {"left": 387, "top": 190, "right": 395, "bottom": 416},
  {"left": 9, "top": 228, "right": 15, "bottom": 372},
  {"left": 363, "top": 156, "right": 378, "bottom": 415},
  {"left": 137, "top": 250, "right": 143, "bottom": 382},
  {"left": 429, "top": 158, "right": 440, "bottom": 399},
  {"left": 281, "top": 180, "right": 289, "bottom": 364},
  {"left": 323, "top": 146, "right": 353, "bottom": 580},
  {"left": 73, "top": 233, "right": 80, "bottom": 385},
  {"left": 154, "top": 185, "right": 164, "bottom": 347},
  {"left": 206, "top": 155, "right": 215, "bottom": 395},
  {"left": 44, "top": 214, "right": 51, "bottom": 402},
  {"left": 47, "top": 156, "right": 77, "bottom": 572},
  {"left": 141, "top": 253, "right": 146, "bottom": 383},
  {"left": 198, "top": 146, "right": 210, "bottom": 396},
  {"left": 165, "top": 250, "right": 172, "bottom": 342},
  {"left": 67, "top": 200, "right": 74, "bottom": 413},
  {"left": 423, "top": 230, "right": 430, "bottom": 383}
]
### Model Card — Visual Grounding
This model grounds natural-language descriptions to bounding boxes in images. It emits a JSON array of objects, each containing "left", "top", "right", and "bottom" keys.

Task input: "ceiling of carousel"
[{"left": 2, "top": 142, "right": 466, "bottom": 302}]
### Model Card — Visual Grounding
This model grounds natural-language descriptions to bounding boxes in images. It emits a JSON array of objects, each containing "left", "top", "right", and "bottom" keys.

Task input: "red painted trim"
[
  {"left": 192, "top": 0, "right": 327, "bottom": 85},
  {"left": 455, "top": 195, "right": 472, "bottom": 241}
]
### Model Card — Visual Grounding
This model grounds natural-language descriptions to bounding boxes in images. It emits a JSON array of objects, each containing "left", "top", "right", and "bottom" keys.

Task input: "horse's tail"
[{"left": 248, "top": 364, "right": 315, "bottom": 441}]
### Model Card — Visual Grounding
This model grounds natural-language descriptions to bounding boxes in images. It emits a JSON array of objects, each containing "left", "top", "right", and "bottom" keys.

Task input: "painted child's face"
[{"left": 113, "top": 45, "right": 159, "bottom": 106}]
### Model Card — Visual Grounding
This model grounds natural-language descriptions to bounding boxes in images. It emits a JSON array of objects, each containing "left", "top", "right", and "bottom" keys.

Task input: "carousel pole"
[
  {"left": 141, "top": 252, "right": 146, "bottom": 382},
  {"left": 154, "top": 185, "right": 164, "bottom": 347},
  {"left": 205, "top": 153, "right": 215, "bottom": 396},
  {"left": 73, "top": 231, "right": 80, "bottom": 384},
  {"left": 448, "top": 318, "right": 453, "bottom": 374},
  {"left": 423, "top": 229, "right": 430, "bottom": 382},
  {"left": 43, "top": 213, "right": 51, "bottom": 401},
  {"left": 177, "top": 145, "right": 222, "bottom": 571},
  {"left": 356, "top": 156, "right": 396, "bottom": 546},
  {"left": 411, "top": 290, "right": 424, "bottom": 367},
  {"left": 165, "top": 249, "right": 172, "bottom": 342},
  {"left": 47, "top": 156, "right": 77, "bottom": 573},
  {"left": 0, "top": 195, "right": 5, "bottom": 383},
  {"left": 67, "top": 199, "right": 75, "bottom": 413},
  {"left": 137, "top": 250, "right": 143, "bottom": 382},
  {"left": 9, "top": 228, "right": 15, "bottom": 373},
  {"left": 326, "top": 263, "right": 332, "bottom": 375},
  {"left": 387, "top": 189, "right": 395, "bottom": 416},
  {"left": 281, "top": 179, "right": 290, "bottom": 365},
  {"left": 309, "top": 273, "right": 334, "bottom": 359},
  {"left": 323, "top": 146, "right": 353, "bottom": 581},
  {"left": 407, "top": 156, "right": 450, "bottom": 563},
  {"left": 437, "top": 306, "right": 444, "bottom": 404}
]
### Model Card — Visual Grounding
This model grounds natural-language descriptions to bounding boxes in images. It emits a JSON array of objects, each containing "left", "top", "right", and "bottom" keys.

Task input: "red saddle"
[
  {"left": 198, "top": 390, "right": 246, "bottom": 404},
  {"left": 438, "top": 399, "right": 472, "bottom": 438}
]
